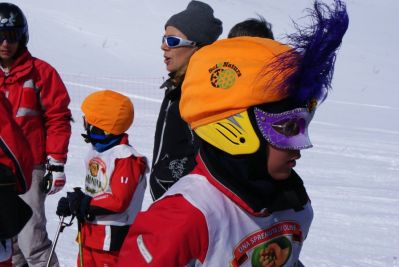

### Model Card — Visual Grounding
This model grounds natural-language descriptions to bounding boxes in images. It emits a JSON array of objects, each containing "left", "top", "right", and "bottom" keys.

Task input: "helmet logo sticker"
[
  {"left": 0, "top": 12, "right": 16, "bottom": 27},
  {"left": 209, "top": 62, "right": 241, "bottom": 89}
]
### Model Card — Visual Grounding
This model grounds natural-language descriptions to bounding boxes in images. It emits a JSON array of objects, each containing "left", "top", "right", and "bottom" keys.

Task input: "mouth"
[
  {"left": 164, "top": 55, "right": 171, "bottom": 65},
  {"left": 287, "top": 153, "right": 301, "bottom": 168},
  {"left": 287, "top": 159, "right": 296, "bottom": 168},
  {"left": 0, "top": 49, "right": 12, "bottom": 55}
]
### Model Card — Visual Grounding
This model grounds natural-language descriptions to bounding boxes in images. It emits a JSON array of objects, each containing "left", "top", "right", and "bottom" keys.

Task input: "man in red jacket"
[
  {"left": 0, "top": 93, "right": 33, "bottom": 267},
  {"left": 0, "top": 3, "right": 72, "bottom": 267}
]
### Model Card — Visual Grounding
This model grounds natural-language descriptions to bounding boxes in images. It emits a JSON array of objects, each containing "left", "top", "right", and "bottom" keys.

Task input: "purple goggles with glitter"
[{"left": 253, "top": 107, "right": 314, "bottom": 150}]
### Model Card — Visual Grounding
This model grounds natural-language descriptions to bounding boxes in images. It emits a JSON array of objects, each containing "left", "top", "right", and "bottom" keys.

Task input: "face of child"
[
  {"left": 266, "top": 144, "right": 301, "bottom": 180},
  {"left": 161, "top": 26, "right": 197, "bottom": 74}
]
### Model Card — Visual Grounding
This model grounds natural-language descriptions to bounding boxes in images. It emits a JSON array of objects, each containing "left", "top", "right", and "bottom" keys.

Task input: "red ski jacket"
[
  {"left": 117, "top": 154, "right": 313, "bottom": 266},
  {"left": 0, "top": 49, "right": 71, "bottom": 164},
  {"left": 82, "top": 135, "right": 148, "bottom": 252},
  {"left": 0, "top": 93, "right": 32, "bottom": 193}
]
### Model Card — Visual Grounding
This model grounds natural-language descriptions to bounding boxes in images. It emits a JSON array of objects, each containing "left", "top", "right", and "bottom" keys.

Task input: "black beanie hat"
[{"left": 165, "top": 1, "right": 223, "bottom": 46}]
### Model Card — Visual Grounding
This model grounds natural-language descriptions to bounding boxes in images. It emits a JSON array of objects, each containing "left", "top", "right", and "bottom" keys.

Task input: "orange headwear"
[
  {"left": 180, "top": 1, "right": 348, "bottom": 156},
  {"left": 180, "top": 37, "right": 294, "bottom": 130},
  {"left": 81, "top": 90, "right": 134, "bottom": 135}
]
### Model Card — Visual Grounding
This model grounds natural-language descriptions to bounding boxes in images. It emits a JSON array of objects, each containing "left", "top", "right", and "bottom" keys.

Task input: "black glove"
[
  {"left": 66, "top": 188, "right": 92, "bottom": 221},
  {"left": 56, "top": 197, "right": 72, "bottom": 217}
]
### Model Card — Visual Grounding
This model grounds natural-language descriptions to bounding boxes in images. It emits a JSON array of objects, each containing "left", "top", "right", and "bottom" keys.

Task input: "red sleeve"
[
  {"left": 38, "top": 64, "right": 72, "bottom": 163},
  {"left": 0, "top": 94, "right": 33, "bottom": 193},
  {"left": 90, "top": 156, "right": 145, "bottom": 213},
  {"left": 117, "top": 195, "right": 209, "bottom": 266}
]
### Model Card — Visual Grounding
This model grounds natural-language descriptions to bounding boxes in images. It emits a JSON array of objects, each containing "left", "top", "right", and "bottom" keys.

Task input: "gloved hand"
[
  {"left": 56, "top": 197, "right": 72, "bottom": 217},
  {"left": 66, "top": 188, "right": 92, "bottom": 222},
  {"left": 43, "top": 156, "right": 66, "bottom": 195}
]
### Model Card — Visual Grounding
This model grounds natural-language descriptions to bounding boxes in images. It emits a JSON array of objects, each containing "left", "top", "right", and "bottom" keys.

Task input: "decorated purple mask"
[{"left": 253, "top": 107, "right": 314, "bottom": 150}]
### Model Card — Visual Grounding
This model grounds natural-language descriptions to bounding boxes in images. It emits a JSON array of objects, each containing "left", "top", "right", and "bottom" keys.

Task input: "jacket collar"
[
  {"left": 0, "top": 49, "right": 33, "bottom": 81},
  {"left": 160, "top": 72, "right": 186, "bottom": 99}
]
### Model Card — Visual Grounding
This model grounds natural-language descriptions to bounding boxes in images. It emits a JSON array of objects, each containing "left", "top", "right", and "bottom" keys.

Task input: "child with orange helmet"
[
  {"left": 56, "top": 90, "right": 148, "bottom": 267},
  {"left": 117, "top": 0, "right": 348, "bottom": 266}
]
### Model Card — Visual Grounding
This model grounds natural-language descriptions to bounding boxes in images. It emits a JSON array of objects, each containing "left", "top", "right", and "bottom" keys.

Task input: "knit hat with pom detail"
[{"left": 81, "top": 90, "right": 134, "bottom": 135}]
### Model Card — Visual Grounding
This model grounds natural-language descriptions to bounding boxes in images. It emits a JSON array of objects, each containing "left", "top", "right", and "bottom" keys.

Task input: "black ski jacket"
[{"left": 149, "top": 74, "right": 199, "bottom": 200}]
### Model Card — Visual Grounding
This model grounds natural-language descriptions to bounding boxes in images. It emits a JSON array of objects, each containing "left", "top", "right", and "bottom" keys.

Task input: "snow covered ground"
[{"left": 9, "top": 0, "right": 399, "bottom": 266}]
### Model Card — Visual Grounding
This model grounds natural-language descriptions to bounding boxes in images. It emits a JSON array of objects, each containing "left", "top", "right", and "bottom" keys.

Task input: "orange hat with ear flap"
[
  {"left": 81, "top": 90, "right": 134, "bottom": 135},
  {"left": 180, "top": 37, "right": 294, "bottom": 155}
]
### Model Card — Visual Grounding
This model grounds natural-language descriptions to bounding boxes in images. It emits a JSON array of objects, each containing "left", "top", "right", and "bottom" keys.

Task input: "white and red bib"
[{"left": 163, "top": 174, "right": 313, "bottom": 266}]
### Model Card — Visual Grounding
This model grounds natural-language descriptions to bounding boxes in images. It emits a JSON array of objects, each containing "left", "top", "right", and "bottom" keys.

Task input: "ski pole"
[
  {"left": 72, "top": 187, "right": 85, "bottom": 267},
  {"left": 77, "top": 219, "right": 84, "bottom": 267},
  {"left": 46, "top": 215, "right": 75, "bottom": 267}
]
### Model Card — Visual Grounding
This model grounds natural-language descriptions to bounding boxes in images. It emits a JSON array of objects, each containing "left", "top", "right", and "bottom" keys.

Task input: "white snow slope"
[{"left": 8, "top": 0, "right": 399, "bottom": 266}]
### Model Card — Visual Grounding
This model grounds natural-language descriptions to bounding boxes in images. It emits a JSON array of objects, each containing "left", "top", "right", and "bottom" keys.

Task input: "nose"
[
  {"left": 161, "top": 41, "right": 169, "bottom": 51},
  {"left": 290, "top": 149, "right": 301, "bottom": 160},
  {"left": 294, "top": 150, "right": 301, "bottom": 160}
]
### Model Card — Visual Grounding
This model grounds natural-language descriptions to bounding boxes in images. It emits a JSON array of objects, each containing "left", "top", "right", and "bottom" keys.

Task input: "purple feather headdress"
[{"left": 271, "top": 0, "right": 349, "bottom": 107}]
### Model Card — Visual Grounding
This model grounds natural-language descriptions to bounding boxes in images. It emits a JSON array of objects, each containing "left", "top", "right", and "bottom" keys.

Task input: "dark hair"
[{"left": 228, "top": 15, "right": 274, "bottom": 39}]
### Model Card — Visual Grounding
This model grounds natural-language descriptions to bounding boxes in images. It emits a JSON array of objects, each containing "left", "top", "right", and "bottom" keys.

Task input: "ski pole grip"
[
  {"left": 42, "top": 172, "right": 53, "bottom": 193},
  {"left": 46, "top": 164, "right": 64, "bottom": 172},
  {"left": 73, "top": 187, "right": 82, "bottom": 193}
]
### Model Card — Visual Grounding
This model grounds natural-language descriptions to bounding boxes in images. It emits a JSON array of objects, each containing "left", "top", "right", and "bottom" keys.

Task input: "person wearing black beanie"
[
  {"left": 165, "top": 0, "right": 223, "bottom": 46},
  {"left": 149, "top": 1, "right": 223, "bottom": 200}
]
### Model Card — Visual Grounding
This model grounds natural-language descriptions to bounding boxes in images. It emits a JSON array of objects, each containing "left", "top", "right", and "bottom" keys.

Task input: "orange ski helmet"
[{"left": 81, "top": 90, "right": 134, "bottom": 135}]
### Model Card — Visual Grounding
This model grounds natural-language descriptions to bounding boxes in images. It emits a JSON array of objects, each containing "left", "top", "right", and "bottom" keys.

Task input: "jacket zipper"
[{"left": 153, "top": 99, "right": 172, "bottom": 166}]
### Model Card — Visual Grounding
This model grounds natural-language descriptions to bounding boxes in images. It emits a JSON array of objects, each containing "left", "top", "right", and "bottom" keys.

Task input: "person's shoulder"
[
  {"left": 31, "top": 56, "right": 59, "bottom": 73},
  {"left": 114, "top": 146, "right": 149, "bottom": 174},
  {"left": 149, "top": 194, "right": 205, "bottom": 225},
  {"left": 163, "top": 174, "right": 228, "bottom": 217}
]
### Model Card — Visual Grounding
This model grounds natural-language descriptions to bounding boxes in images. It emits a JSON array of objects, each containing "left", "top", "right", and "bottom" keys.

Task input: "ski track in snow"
[
  {"left": 64, "top": 81, "right": 163, "bottom": 104},
  {"left": 328, "top": 99, "right": 399, "bottom": 111}
]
